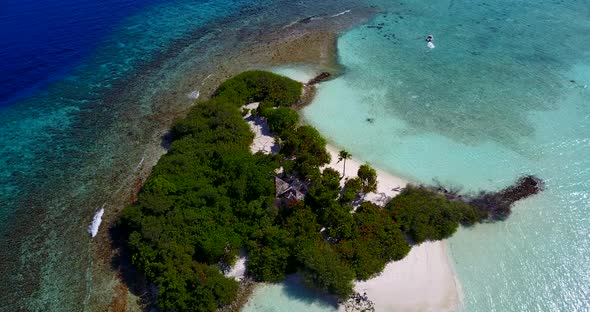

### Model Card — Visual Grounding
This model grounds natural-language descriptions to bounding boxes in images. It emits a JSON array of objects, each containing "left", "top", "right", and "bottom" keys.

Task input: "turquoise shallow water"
[
  {"left": 243, "top": 276, "right": 339, "bottom": 312},
  {"left": 248, "top": 0, "right": 590, "bottom": 311}
]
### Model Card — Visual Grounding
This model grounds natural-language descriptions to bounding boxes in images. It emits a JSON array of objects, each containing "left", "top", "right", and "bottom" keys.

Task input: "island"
[{"left": 116, "top": 71, "right": 543, "bottom": 312}]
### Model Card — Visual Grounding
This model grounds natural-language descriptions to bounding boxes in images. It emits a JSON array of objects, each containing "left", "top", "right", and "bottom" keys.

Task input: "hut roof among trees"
[
  {"left": 275, "top": 176, "right": 290, "bottom": 195},
  {"left": 275, "top": 176, "right": 305, "bottom": 201}
]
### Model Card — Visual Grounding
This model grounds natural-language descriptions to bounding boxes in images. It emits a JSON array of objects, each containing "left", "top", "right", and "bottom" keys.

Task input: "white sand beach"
[
  {"left": 224, "top": 249, "right": 248, "bottom": 281},
  {"left": 323, "top": 145, "right": 462, "bottom": 312},
  {"left": 243, "top": 102, "right": 279, "bottom": 155},
  {"left": 323, "top": 145, "right": 408, "bottom": 207},
  {"left": 348, "top": 241, "right": 461, "bottom": 312},
  {"left": 245, "top": 103, "right": 461, "bottom": 312}
]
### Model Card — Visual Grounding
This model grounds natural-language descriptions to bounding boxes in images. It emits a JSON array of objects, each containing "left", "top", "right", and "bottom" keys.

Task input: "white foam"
[
  {"left": 135, "top": 157, "right": 145, "bottom": 170},
  {"left": 330, "top": 9, "right": 351, "bottom": 18},
  {"left": 188, "top": 90, "right": 200, "bottom": 100},
  {"left": 88, "top": 207, "right": 105, "bottom": 238},
  {"left": 282, "top": 19, "right": 299, "bottom": 29}
]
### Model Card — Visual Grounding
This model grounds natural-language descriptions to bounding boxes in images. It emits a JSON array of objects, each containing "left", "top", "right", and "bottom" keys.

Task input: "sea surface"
[
  {"left": 1, "top": 0, "right": 589, "bottom": 311},
  {"left": 0, "top": 0, "right": 368, "bottom": 310},
  {"left": 249, "top": 0, "right": 590, "bottom": 311}
]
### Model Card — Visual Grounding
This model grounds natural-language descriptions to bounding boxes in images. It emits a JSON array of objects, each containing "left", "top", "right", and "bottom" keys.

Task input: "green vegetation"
[
  {"left": 214, "top": 70, "right": 302, "bottom": 107},
  {"left": 339, "top": 177, "right": 362, "bottom": 205},
  {"left": 297, "top": 239, "right": 356, "bottom": 298},
  {"left": 358, "top": 163, "right": 378, "bottom": 193},
  {"left": 260, "top": 107, "right": 300, "bottom": 135},
  {"left": 386, "top": 185, "right": 485, "bottom": 244},
  {"left": 335, "top": 202, "right": 411, "bottom": 280},
  {"left": 119, "top": 71, "right": 496, "bottom": 312},
  {"left": 120, "top": 71, "right": 301, "bottom": 311},
  {"left": 279, "top": 125, "right": 331, "bottom": 178}
]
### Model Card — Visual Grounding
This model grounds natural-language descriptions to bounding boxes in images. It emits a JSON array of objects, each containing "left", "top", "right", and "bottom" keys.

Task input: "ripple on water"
[{"left": 300, "top": 0, "right": 590, "bottom": 311}]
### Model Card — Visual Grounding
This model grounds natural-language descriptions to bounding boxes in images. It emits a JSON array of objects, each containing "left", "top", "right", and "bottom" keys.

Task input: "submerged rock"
[
  {"left": 307, "top": 72, "right": 332, "bottom": 85},
  {"left": 469, "top": 175, "right": 544, "bottom": 221},
  {"left": 432, "top": 175, "right": 544, "bottom": 222}
]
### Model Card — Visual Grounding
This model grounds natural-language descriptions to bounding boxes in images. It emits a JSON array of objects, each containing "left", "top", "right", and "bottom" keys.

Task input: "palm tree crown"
[{"left": 337, "top": 149, "right": 352, "bottom": 178}]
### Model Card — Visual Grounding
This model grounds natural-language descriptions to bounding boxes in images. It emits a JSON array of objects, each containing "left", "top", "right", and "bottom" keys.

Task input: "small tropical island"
[{"left": 116, "top": 71, "right": 543, "bottom": 311}]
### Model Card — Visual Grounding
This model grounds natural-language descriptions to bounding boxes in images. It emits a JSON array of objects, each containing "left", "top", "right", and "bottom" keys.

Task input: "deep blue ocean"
[
  {"left": 1, "top": 1, "right": 176, "bottom": 308},
  {"left": 0, "top": 0, "right": 161, "bottom": 107}
]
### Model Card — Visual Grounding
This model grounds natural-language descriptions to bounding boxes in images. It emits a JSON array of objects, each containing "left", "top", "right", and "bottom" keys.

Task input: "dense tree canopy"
[
  {"left": 358, "top": 163, "right": 378, "bottom": 193},
  {"left": 340, "top": 177, "right": 362, "bottom": 205},
  {"left": 214, "top": 70, "right": 302, "bottom": 107},
  {"left": 120, "top": 72, "right": 299, "bottom": 311},
  {"left": 261, "top": 107, "right": 300, "bottom": 135},
  {"left": 280, "top": 126, "right": 330, "bottom": 164},
  {"left": 120, "top": 71, "right": 499, "bottom": 312},
  {"left": 297, "top": 239, "right": 356, "bottom": 298},
  {"left": 386, "top": 185, "right": 484, "bottom": 244}
]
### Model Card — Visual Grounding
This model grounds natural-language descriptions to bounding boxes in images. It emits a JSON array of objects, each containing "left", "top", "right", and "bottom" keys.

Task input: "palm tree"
[{"left": 337, "top": 149, "right": 352, "bottom": 179}]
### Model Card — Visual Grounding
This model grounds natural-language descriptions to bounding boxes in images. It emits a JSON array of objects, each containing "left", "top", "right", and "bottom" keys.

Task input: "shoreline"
[
  {"left": 60, "top": 1, "right": 576, "bottom": 310},
  {"left": 246, "top": 97, "right": 462, "bottom": 312},
  {"left": 92, "top": 11, "right": 376, "bottom": 310},
  {"left": 97, "top": 8, "right": 461, "bottom": 309},
  {"left": 323, "top": 146, "right": 462, "bottom": 312},
  {"left": 324, "top": 144, "right": 408, "bottom": 207},
  {"left": 346, "top": 241, "right": 461, "bottom": 312}
]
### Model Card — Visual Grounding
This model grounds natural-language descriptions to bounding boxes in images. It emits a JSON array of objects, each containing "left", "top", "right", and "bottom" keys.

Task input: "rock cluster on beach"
[{"left": 342, "top": 292, "right": 375, "bottom": 312}]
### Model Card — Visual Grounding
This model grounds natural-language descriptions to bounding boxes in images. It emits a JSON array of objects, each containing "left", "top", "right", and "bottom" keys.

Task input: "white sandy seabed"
[{"left": 239, "top": 95, "right": 463, "bottom": 311}]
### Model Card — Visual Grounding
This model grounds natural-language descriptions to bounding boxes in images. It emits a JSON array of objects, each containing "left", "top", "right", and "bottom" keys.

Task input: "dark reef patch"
[
  {"left": 469, "top": 175, "right": 544, "bottom": 221},
  {"left": 307, "top": 72, "right": 332, "bottom": 85},
  {"left": 434, "top": 175, "right": 544, "bottom": 222}
]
